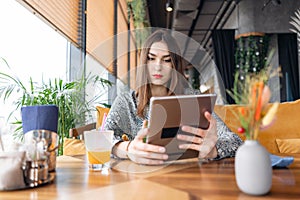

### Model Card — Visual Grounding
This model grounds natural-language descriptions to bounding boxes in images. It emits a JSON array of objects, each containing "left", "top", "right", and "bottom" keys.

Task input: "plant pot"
[{"left": 235, "top": 140, "right": 272, "bottom": 195}]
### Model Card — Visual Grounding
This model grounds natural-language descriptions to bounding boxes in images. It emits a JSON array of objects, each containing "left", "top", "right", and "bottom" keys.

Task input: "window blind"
[
  {"left": 87, "top": 0, "right": 136, "bottom": 83},
  {"left": 17, "top": 0, "right": 137, "bottom": 85},
  {"left": 17, "top": 0, "right": 80, "bottom": 46}
]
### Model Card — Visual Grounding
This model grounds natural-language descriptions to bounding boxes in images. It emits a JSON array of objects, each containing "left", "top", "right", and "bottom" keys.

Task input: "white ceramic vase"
[{"left": 235, "top": 140, "right": 272, "bottom": 195}]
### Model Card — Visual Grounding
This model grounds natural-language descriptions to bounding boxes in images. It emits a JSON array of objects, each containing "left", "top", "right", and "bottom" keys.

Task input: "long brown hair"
[{"left": 136, "top": 29, "right": 186, "bottom": 118}]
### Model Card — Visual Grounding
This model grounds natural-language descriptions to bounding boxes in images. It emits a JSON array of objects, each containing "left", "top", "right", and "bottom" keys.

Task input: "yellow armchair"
[{"left": 64, "top": 106, "right": 110, "bottom": 156}]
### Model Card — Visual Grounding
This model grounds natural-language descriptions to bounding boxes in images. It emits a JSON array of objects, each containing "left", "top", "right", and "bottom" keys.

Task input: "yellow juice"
[{"left": 87, "top": 149, "right": 111, "bottom": 164}]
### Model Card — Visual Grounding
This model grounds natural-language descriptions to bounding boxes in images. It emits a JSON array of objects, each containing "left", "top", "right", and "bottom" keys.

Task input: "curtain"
[
  {"left": 277, "top": 33, "right": 300, "bottom": 102},
  {"left": 212, "top": 29, "right": 235, "bottom": 104}
]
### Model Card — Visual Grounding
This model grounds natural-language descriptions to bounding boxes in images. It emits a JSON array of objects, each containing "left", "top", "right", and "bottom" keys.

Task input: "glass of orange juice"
[{"left": 83, "top": 130, "right": 113, "bottom": 171}]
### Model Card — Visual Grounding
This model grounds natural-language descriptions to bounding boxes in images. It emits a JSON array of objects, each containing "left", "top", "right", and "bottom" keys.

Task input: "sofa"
[{"left": 214, "top": 99, "right": 300, "bottom": 154}]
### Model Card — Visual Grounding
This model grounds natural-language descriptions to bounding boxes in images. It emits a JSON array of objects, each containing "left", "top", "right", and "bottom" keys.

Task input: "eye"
[
  {"left": 163, "top": 58, "right": 171, "bottom": 63},
  {"left": 147, "top": 56, "right": 155, "bottom": 61}
]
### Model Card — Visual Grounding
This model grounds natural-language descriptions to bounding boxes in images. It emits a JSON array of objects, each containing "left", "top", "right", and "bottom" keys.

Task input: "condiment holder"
[
  {"left": 22, "top": 159, "right": 49, "bottom": 187},
  {"left": 24, "top": 129, "right": 58, "bottom": 172},
  {"left": 0, "top": 148, "right": 54, "bottom": 190},
  {"left": 21, "top": 105, "right": 59, "bottom": 172},
  {"left": 0, "top": 129, "right": 57, "bottom": 190}
]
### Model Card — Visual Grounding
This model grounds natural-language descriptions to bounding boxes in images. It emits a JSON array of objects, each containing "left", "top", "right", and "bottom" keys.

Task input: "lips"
[{"left": 153, "top": 74, "right": 163, "bottom": 79}]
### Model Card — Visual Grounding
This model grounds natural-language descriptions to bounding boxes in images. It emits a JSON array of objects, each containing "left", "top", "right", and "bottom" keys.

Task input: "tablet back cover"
[{"left": 147, "top": 94, "right": 217, "bottom": 160}]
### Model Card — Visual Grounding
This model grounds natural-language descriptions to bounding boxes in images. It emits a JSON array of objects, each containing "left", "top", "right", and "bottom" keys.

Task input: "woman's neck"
[{"left": 150, "top": 85, "right": 168, "bottom": 97}]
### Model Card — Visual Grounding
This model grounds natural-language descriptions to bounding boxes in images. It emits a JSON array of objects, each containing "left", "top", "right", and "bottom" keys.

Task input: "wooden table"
[{"left": 1, "top": 154, "right": 299, "bottom": 200}]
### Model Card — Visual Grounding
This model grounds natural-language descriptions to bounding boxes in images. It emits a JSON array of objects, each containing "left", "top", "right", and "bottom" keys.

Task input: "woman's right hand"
[{"left": 127, "top": 121, "right": 169, "bottom": 165}]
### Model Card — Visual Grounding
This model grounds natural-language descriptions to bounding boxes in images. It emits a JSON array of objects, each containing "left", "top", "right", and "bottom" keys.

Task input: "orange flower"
[
  {"left": 254, "top": 81, "right": 264, "bottom": 121},
  {"left": 228, "top": 64, "right": 280, "bottom": 140},
  {"left": 239, "top": 107, "right": 246, "bottom": 116}
]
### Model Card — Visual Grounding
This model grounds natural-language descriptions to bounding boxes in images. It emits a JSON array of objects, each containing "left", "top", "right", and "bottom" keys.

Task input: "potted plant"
[
  {"left": 0, "top": 58, "right": 112, "bottom": 155},
  {"left": 227, "top": 53, "right": 281, "bottom": 195}
]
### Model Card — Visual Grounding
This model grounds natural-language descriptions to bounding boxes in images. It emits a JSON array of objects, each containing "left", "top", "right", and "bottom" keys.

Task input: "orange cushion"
[
  {"left": 259, "top": 100, "right": 300, "bottom": 154},
  {"left": 63, "top": 138, "right": 86, "bottom": 156},
  {"left": 96, "top": 106, "right": 110, "bottom": 129},
  {"left": 275, "top": 139, "right": 300, "bottom": 154}
]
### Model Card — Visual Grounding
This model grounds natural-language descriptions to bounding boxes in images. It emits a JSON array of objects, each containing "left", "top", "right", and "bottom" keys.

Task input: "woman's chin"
[{"left": 151, "top": 80, "right": 168, "bottom": 86}]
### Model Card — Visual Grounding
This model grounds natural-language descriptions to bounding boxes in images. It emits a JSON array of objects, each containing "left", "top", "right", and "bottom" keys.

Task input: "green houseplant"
[
  {"left": 127, "top": 0, "right": 150, "bottom": 49},
  {"left": 0, "top": 58, "right": 112, "bottom": 155}
]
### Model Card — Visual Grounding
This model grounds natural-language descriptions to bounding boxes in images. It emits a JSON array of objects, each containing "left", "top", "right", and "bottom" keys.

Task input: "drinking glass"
[{"left": 84, "top": 130, "right": 113, "bottom": 171}]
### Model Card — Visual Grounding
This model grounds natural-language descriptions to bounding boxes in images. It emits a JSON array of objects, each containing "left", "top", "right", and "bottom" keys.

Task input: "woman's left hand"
[{"left": 177, "top": 111, "right": 218, "bottom": 159}]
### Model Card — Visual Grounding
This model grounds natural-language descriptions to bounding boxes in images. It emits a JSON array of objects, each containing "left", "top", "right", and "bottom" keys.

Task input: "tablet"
[{"left": 146, "top": 94, "right": 217, "bottom": 161}]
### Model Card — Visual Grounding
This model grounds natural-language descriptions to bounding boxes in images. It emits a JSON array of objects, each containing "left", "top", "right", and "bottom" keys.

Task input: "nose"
[{"left": 154, "top": 59, "right": 162, "bottom": 71}]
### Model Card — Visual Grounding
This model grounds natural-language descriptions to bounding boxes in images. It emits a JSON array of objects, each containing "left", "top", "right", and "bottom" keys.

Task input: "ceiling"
[{"left": 146, "top": 0, "right": 239, "bottom": 61}]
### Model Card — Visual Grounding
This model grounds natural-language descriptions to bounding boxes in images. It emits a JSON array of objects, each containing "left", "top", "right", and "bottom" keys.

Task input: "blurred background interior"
[{"left": 0, "top": 0, "right": 300, "bottom": 137}]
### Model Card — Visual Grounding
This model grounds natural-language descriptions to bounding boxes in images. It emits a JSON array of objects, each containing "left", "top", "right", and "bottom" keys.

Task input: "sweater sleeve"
[
  {"left": 104, "top": 90, "right": 140, "bottom": 146},
  {"left": 104, "top": 94, "right": 128, "bottom": 145},
  {"left": 213, "top": 112, "right": 243, "bottom": 159}
]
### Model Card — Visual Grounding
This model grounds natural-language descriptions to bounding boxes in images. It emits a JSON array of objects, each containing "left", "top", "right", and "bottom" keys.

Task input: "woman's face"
[{"left": 147, "top": 41, "right": 173, "bottom": 86}]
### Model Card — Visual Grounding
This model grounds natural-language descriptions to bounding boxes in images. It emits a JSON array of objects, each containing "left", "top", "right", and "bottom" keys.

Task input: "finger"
[
  {"left": 136, "top": 120, "right": 149, "bottom": 140},
  {"left": 205, "top": 117, "right": 217, "bottom": 140},
  {"left": 181, "top": 125, "right": 205, "bottom": 138},
  {"left": 134, "top": 141, "right": 166, "bottom": 153},
  {"left": 136, "top": 127, "right": 148, "bottom": 139},
  {"left": 129, "top": 147, "right": 168, "bottom": 159},
  {"left": 204, "top": 111, "right": 212, "bottom": 121},
  {"left": 178, "top": 143, "right": 201, "bottom": 151},
  {"left": 177, "top": 134, "right": 204, "bottom": 144},
  {"left": 143, "top": 120, "right": 148, "bottom": 128},
  {"left": 137, "top": 151, "right": 168, "bottom": 161}
]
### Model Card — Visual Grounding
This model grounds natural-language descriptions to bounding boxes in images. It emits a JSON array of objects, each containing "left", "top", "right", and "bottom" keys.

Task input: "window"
[{"left": 0, "top": 1, "right": 67, "bottom": 124}]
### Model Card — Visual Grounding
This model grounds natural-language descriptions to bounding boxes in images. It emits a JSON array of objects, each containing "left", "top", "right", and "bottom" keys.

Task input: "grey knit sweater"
[{"left": 104, "top": 90, "right": 243, "bottom": 159}]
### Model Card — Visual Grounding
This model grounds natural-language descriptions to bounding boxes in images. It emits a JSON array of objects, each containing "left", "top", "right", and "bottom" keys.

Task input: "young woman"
[{"left": 104, "top": 29, "right": 242, "bottom": 165}]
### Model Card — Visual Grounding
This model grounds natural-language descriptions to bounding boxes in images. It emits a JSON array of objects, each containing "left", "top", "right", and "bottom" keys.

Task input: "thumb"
[
  {"left": 204, "top": 111, "right": 212, "bottom": 121},
  {"left": 136, "top": 120, "right": 148, "bottom": 139}
]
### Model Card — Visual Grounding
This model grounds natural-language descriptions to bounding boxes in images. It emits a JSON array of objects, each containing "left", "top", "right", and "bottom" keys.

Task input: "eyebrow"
[{"left": 148, "top": 52, "right": 171, "bottom": 58}]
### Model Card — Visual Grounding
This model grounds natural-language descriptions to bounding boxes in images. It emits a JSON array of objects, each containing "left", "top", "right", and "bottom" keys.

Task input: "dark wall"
[
  {"left": 223, "top": 0, "right": 300, "bottom": 102},
  {"left": 225, "top": 0, "right": 300, "bottom": 34}
]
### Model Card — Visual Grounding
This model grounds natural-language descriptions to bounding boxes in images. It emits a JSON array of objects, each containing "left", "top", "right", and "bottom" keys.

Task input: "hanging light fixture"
[{"left": 166, "top": 0, "right": 173, "bottom": 12}]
